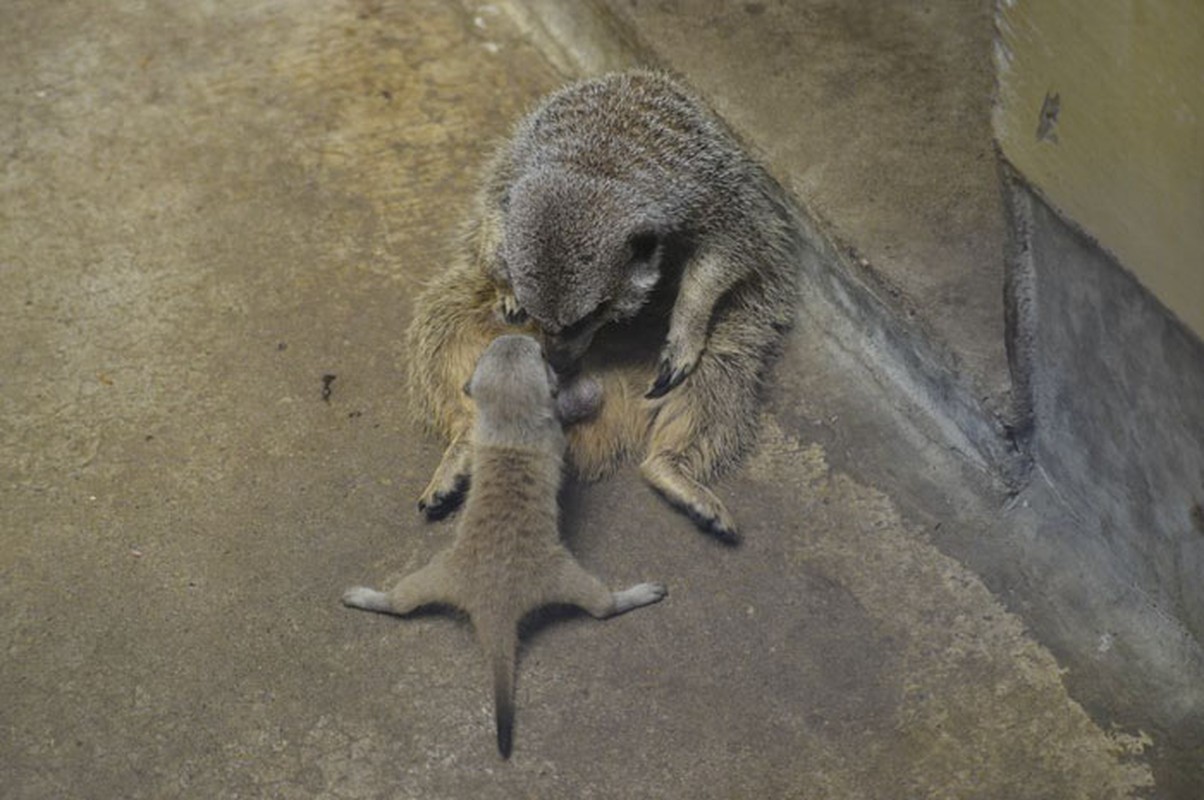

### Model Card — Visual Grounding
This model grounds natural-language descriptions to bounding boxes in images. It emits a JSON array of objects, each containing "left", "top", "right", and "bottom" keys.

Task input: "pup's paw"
[
  {"left": 612, "top": 581, "right": 669, "bottom": 613},
  {"left": 342, "top": 586, "right": 391, "bottom": 612},
  {"left": 631, "top": 582, "right": 668, "bottom": 604}
]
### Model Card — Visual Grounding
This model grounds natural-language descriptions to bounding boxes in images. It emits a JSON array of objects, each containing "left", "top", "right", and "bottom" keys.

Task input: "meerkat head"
[
  {"left": 499, "top": 168, "right": 666, "bottom": 372},
  {"left": 465, "top": 335, "right": 604, "bottom": 436},
  {"left": 466, "top": 335, "right": 559, "bottom": 427}
]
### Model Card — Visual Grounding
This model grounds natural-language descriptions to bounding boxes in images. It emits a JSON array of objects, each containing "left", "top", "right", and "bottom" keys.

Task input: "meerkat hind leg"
[
  {"left": 553, "top": 561, "right": 668, "bottom": 619},
  {"left": 343, "top": 559, "right": 455, "bottom": 616},
  {"left": 643, "top": 294, "right": 778, "bottom": 541},
  {"left": 641, "top": 453, "right": 738, "bottom": 543},
  {"left": 418, "top": 434, "right": 472, "bottom": 519}
]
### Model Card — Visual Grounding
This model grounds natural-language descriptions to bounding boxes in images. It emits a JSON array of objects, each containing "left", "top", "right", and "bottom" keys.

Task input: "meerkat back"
[{"left": 344, "top": 335, "right": 667, "bottom": 757}]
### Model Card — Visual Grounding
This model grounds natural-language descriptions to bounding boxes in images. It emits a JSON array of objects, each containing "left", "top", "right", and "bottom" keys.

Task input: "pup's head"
[
  {"left": 466, "top": 335, "right": 558, "bottom": 423},
  {"left": 466, "top": 335, "right": 604, "bottom": 433},
  {"left": 498, "top": 169, "right": 666, "bottom": 372}
]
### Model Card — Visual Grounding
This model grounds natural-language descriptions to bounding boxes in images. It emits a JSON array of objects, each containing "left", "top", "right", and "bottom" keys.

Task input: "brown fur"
[
  {"left": 346, "top": 335, "right": 666, "bottom": 757},
  {"left": 407, "top": 70, "right": 802, "bottom": 538}
]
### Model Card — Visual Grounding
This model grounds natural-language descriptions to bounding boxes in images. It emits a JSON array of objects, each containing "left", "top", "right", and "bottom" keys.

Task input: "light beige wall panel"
[{"left": 995, "top": 0, "right": 1204, "bottom": 337}]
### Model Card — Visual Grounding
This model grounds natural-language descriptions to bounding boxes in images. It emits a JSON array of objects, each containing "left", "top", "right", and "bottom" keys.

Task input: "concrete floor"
[{"left": 0, "top": 1, "right": 1158, "bottom": 797}]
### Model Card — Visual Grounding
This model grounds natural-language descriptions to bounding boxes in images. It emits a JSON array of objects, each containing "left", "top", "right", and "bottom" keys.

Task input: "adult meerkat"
[
  {"left": 409, "top": 70, "right": 801, "bottom": 539},
  {"left": 344, "top": 335, "right": 666, "bottom": 758}
]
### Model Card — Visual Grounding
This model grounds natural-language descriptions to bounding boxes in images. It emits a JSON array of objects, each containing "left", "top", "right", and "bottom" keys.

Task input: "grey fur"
[
  {"left": 345, "top": 335, "right": 666, "bottom": 758},
  {"left": 410, "top": 71, "right": 802, "bottom": 539}
]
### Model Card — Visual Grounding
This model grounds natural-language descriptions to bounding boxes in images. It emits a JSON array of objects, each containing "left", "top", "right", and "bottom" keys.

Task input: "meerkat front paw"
[
  {"left": 646, "top": 337, "right": 704, "bottom": 399},
  {"left": 494, "top": 291, "right": 528, "bottom": 326},
  {"left": 418, "top": 439, "right": 472, "bottom": 520},
  {"left": 417, "top": 471, "right": 469, "bottom": 520}
]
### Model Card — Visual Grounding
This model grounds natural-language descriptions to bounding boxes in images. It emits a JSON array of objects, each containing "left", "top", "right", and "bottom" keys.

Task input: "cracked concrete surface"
[{"left": 1, "top": 1, "right": 1157, "bottom": 797}]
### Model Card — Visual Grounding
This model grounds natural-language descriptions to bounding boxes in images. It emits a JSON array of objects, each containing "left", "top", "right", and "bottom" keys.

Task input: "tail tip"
[
  {"left": 496, "top": 708, "right": 514, "bottom": 759},
  {"left": 497, "top": 728, "right": 513, "bottom": 759}
]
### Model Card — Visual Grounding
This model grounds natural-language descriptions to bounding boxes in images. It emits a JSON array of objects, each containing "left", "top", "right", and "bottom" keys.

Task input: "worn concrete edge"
[
  {"left": 999, "top": 155, "right": 1204, "bottom": 364},
  {"left": 997, "top": 156, "right": 1038, "bottom": 458},
  {"left": 499, "top": 0, "right": 1026, "bottom": 486},
  {"left": 998, "top": 162, "right": 1204, "bottom": 796}
]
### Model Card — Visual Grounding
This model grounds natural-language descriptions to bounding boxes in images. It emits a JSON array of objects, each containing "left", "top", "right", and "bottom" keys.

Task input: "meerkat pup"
[
  {"left": 344, "top": 335, "right": 666, "bottom": 758},
  {"left": 408, "top": 70, "right": 801, "bottom": 540}
]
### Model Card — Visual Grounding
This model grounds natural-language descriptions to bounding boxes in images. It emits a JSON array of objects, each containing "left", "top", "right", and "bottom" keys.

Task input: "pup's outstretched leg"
[
  {"left": 343, "top": 557, "right": 456, "bottom": 616},
  {"left": 552, "top": 559, "right": 668, "bottom": 619}
]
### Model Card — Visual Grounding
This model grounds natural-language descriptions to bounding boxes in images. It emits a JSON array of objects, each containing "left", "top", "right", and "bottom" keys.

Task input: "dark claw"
[
  {"left": 418, "top": 475, "right": 469, "bottom": 520},
  {"left": 645, "top": 361, "right": 687, "bottom": 399},
  {"left": 703, "top": 518, "right": 741, "bottom": 547},
  {"left": 502, "top": 306, "right": 528, "bottom": 326},
  {"left": 682, "top": 505, "right": 740, "bottom": 546}
]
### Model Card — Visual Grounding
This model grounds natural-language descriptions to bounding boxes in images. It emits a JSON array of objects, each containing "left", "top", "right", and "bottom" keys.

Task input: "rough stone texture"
[
  {"left": 507, "top": 0, "right": 1014, "bottom": 468},
  {"left": 1026, "top": 188, "right": 1204, "bottom": 647},
  {"left": 999, "top": 182, "right": 1204, "bottom": 798},
  {"left": 0, "top": 0, "right": 1165, "bottom": 797}
]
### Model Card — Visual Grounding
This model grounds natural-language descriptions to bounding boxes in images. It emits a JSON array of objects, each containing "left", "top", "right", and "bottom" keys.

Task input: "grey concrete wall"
[
  {"left": 1007, "top": 180, "right": 1204, "bottom": 646},
  {"left": 998, "top": 181, "right": 1204, "bottom": 792},
  {"left": 503, "top": 0, "right": 1023, "bottom": 483}
]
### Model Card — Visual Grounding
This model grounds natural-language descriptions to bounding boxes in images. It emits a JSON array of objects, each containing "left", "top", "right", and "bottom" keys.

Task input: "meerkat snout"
[{"left": 499, "top": 170, "right": 669, "bottom": 372}]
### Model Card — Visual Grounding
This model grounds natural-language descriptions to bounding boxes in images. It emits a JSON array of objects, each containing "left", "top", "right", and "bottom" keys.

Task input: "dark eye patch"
[{"left": 629, "top": 231, "right": 659, "bottom": 262}]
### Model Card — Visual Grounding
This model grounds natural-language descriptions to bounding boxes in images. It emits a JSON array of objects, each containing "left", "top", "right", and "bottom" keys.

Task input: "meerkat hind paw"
[
  {"left": 686, "top": 504, "right": 739, "bottom": 544},
  {"left": 612, "top": 582, "right": 669, "bottom": 614},
  {"left": 641, "top": 456, "right": 740, "bottom": 543},
  {"left": 343, "top": 587, "right": 391, "bottom": 612}
]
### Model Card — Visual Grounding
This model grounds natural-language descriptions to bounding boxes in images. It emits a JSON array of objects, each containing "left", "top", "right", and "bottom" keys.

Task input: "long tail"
[
  {"left": 481, "top": 622, "right": 518, "bottom": 758},
  {"left": 493, "top": 643, "right": 516, "bottom": 758}
]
